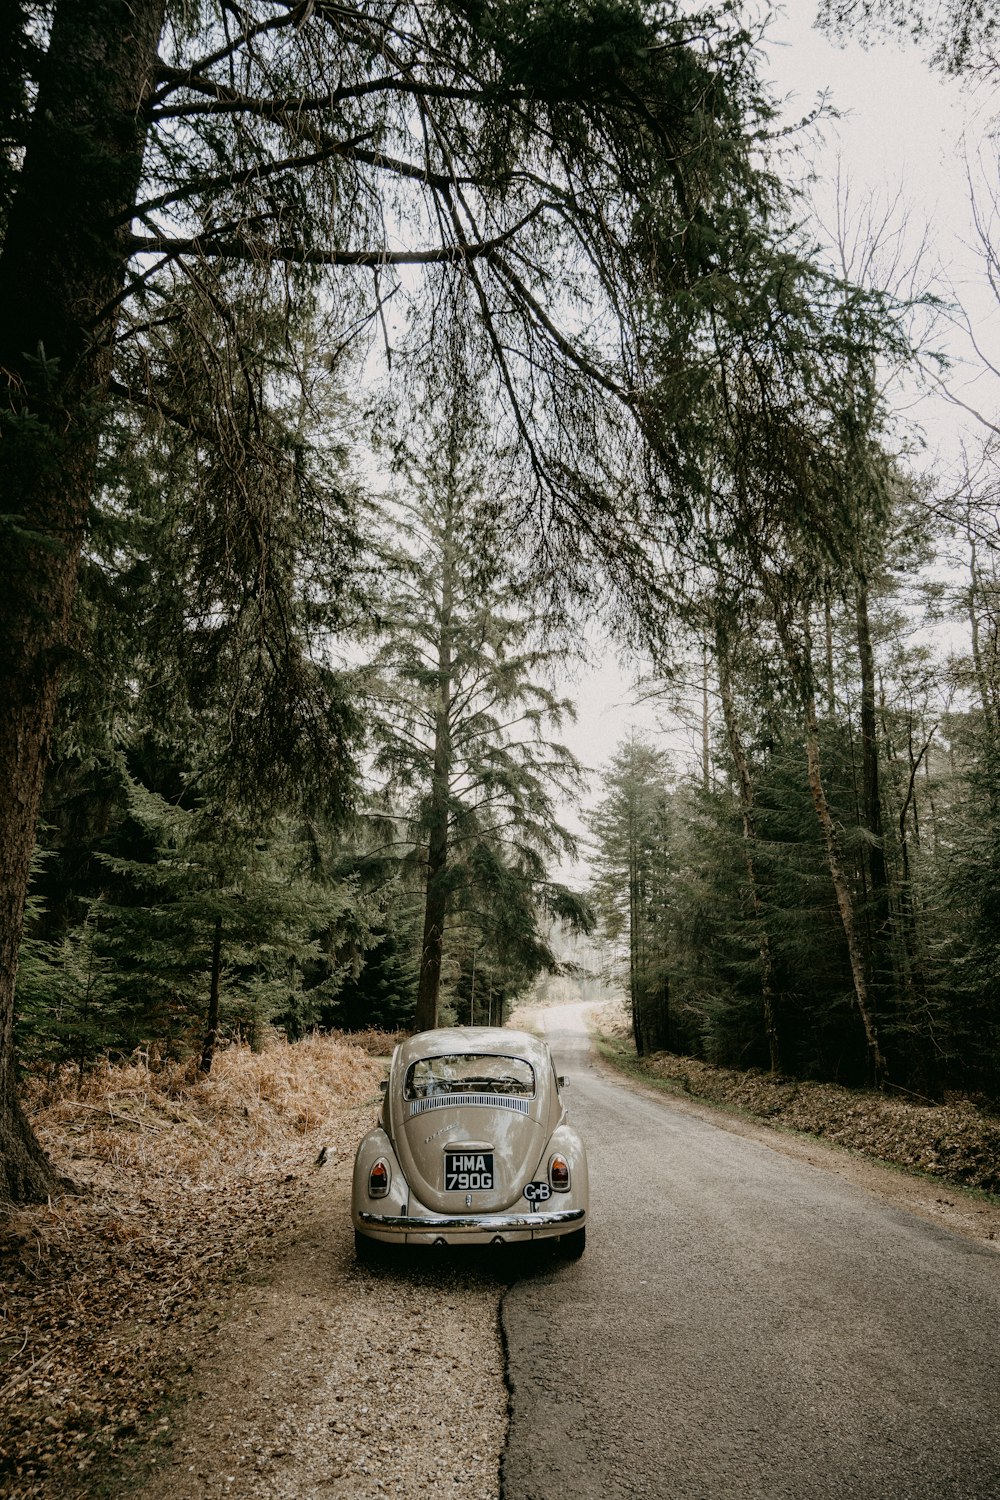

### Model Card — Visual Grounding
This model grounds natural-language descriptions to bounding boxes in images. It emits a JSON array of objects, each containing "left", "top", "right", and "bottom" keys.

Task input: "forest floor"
[
  {"left": 0, "top": 1032, "right": 504, "bottom": 1500},
  {"left": 3, "top": 1008, "right": 1000, "bottom": 1497}
]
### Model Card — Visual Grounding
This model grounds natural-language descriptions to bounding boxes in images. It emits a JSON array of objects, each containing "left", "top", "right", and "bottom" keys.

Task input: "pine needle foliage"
[{"left": 358, "top": 372, "right": 586, "bottom": 1028}]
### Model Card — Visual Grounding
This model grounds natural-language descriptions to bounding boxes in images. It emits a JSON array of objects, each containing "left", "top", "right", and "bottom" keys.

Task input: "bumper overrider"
[{"left": 359, "top": 1208, "right": 584, "bottom": 1237}]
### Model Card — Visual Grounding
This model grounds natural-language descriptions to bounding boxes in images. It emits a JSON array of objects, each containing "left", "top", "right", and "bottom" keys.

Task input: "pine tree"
[
  {"left": 15, "top": 282, "right": 368, "bottom": 1071},
  {"left": 587, "top": 736, "right": 676, "bottom": 1056},
  {"left": 360, "top": 386, "right": 584, "bottom": 1031},
  {"left": 0, "top": 0, "right": 912, "bottom": 1198}
]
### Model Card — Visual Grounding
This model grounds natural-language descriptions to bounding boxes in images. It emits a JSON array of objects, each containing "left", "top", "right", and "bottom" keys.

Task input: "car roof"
[{"left": 394, "top": 1026, "right": 551, "bottom": 1072}]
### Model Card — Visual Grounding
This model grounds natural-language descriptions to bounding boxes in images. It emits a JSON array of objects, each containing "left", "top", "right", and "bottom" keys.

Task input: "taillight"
[
  {"left": 549, "top": 1153, "right": 570, "bottom": 1192},
  {"left": 368, "top": 1158, "right": 391, "bottom": 1198}
]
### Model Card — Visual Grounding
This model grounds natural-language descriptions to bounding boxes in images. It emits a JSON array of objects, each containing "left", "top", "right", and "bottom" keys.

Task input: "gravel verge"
[
  {"left": 132, "top": 1130, "right": 509, "bottom": 1500},
  {"left": 1, "top": 1037, "right": 509, "bottom": 1499}
]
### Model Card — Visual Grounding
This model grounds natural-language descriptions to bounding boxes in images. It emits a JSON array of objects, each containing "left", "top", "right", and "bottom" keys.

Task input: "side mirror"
[{"left": 557, "top": 1075, "right": 570, "bottom": 1088}]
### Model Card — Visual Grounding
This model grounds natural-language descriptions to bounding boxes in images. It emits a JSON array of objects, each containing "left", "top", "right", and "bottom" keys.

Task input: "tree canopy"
[
  {"left": 817, "top": 1, "right": 1000, "bottom": 77},
  {"left": 0, "top": 0, "right": 910, "bottom": 1204}
]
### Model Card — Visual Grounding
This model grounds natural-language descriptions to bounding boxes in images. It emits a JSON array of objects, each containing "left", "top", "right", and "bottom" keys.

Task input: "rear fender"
[
  {"left": 541, "top": 1123, "right": 589, "bottom": 1209},
  {"left": 352, "top": 1127, "right": 407, "bottom": 1227}
]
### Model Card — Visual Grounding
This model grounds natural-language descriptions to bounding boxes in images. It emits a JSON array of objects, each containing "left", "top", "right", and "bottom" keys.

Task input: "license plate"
[{"left": 445, "top": 1150, "right": 494, "bottom": 1191}]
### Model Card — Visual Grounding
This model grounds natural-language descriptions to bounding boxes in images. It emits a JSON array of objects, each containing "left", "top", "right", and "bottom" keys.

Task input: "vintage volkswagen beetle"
[{"left": 352, "top": 1026, "right": 587, "bottom": 1258}]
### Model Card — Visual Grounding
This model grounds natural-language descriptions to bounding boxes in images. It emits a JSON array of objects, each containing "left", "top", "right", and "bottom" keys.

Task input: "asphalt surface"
[{"left": 500, "top": 1004, "right": 1000, "bottom": 1500}]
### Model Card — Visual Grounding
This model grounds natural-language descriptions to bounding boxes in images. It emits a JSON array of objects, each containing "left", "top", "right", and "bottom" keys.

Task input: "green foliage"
[
  {"left": 16, "top": 302, "right": 376, "bottom": 1061},
  {"left": 590, "top": 474, "right": 1000, "bottom": 1103},
  {"left": 87, "top": 285, "right": 363, "bottom": 822},
  {"left": 15, "top": 893, "right": 118, "bottom": 1068},
  {"left": 587, "top": 736, "right": 683, "bottom": 1055},
  {"left": 926, "top": 733, "right": 1000, "bottom": 1097},
  {"left": 589, "top": 716, "right": 886, "bottom": 1082},
  {"left": 360, "top": 378, "right": 587, "bottom": 1020},
  {"left": 323, "top": 923, "right": 418, "bottom": 1034},
  {"left": 20, "top": 761, "right": 370, "bottom": 1064}
]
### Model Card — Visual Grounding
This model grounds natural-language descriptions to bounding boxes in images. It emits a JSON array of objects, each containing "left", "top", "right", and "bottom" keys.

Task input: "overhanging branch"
[{"left": 128, "top": 208, "right": 547, "bottom": 269}]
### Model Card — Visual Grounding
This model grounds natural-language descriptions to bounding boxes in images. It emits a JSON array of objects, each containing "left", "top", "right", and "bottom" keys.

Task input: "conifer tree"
[
  {"left": 587, "top": 737, "right": 675, "bottom": 1056},
  {"left": 16, "top": 287, "right": 368, "bottom": 1073},
  {"left": 0, "top": 0, "right": 818, "bottom": 1202},
  {"left": 360, "top": 380, "right": 583, "bottom": 1031}
]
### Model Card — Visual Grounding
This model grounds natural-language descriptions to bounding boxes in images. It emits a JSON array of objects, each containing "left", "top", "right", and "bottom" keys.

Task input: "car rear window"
[{"left": 404, "top": 1053, "right": 535, "bottom": 1099}]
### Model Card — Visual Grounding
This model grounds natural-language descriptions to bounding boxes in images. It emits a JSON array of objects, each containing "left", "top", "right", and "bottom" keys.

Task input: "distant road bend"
[{"left": 501, "top": 1003, "right": 1000, "bottom": 1500}]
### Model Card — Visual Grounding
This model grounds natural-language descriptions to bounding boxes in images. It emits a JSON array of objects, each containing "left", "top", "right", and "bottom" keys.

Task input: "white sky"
[{"left": 556, "top": 2, "right": 1000, "bottom": 879}]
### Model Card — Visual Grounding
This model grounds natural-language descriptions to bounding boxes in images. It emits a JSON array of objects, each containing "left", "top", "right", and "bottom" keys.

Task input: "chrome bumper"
[{"left": 359, "top": 1208, "right": 584, "bottom": 1234}]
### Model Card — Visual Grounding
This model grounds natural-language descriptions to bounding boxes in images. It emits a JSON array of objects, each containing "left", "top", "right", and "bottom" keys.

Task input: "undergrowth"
[{"left": 594, "top": 1016, "right": 1000, "bottom": 1197}]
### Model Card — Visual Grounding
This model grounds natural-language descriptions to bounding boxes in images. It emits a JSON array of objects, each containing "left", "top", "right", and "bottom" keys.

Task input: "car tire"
[
  {"left": 354, "top": 1230, "right": 385, "bottom": 1264},
  {"left": 557, "top": 1226, "right": 586, "bottom": 1259}
]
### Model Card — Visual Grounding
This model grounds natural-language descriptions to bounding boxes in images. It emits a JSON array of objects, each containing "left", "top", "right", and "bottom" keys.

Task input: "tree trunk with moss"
[{"left": 0, "top": 0, "right": 166, "bottom": 1205}]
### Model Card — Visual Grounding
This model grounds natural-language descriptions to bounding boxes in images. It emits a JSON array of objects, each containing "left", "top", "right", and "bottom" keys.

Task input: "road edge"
[{"left": 587, "top": 1029, "right": 1000, "bottom": 1252}]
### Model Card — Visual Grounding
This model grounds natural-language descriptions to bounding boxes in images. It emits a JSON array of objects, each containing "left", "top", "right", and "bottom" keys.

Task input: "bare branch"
[{"left": 127, "top": 214, "right": 544, "bottom": 268}]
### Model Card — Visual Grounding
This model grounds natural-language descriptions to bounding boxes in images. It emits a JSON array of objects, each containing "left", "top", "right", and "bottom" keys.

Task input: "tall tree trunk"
[
  {"left": 647, "top": 801, "right": 672, "bottom": 1053},
  {"left": 414, "top": 747, "right": 450, "bottom": 1032},
  {"left": 413, "top": 516, "right": 455, "bottom": 1033},
  {"left": 701, "top": 643, "right": 711, "bottom": 791},
  {"left": 770, "top": 603, "right": 886, "bottom": 1085},
  {"left": 854, "top": 567, "right": 896, "bottom": 1043},
  {"left": 967, "top": 530, "right": 999, "bottom": 737},
  {"left": 716, "top": 627, "right": 781, "bottom": 1073},
  {"left": 802, "top": 685, "right": 886, "bottom": 1085},
  {"left": 895, "top": 724, "right": 935, "bottom": 1025},
  {"left": 199, "top": 917, "right": 224, "bottom": 1076},
  {"left": 628, "top": 800, "right": 645, "bottom": 1056},
  {"left": 855, "top": 571, "right": 890, "bottom": 923},
  {"left": 823, "top": 581, "right": 836, "bottom": 716},
  {"left": 0, "top": 0, "right": 166, "bottom": 1206}
]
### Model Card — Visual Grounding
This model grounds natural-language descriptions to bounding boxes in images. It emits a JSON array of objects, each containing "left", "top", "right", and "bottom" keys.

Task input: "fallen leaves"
[
  {"left": 600, "top": 1029, "right": 1000, "bottom": 1195},
  {"left": 0, "top": 1032, "right": 389, "bottom": 1499}
]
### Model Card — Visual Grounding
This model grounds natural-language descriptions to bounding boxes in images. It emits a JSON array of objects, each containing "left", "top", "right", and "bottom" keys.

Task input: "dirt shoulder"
[
  {"left": 131, "top": 1145, "right": 507, "bottom": 1500},
  {"left": 1, "top": 1036, "right": 507, "bottom": 1500}
]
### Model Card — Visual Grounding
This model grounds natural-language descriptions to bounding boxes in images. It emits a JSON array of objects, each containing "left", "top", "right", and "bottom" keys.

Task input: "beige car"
[{"left": 352, "top": 1026, "right": 588, "bottom": 1258}]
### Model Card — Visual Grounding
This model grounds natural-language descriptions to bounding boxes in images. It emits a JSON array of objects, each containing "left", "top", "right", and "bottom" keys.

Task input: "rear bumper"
[{"left": 358, "top": 1207, "right": 584, "bottom": 1242}]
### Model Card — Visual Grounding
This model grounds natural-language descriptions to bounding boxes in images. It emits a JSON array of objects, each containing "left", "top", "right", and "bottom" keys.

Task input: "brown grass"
[{"left": 1, "top": 1031, "right": 394, "bottom": 1499}]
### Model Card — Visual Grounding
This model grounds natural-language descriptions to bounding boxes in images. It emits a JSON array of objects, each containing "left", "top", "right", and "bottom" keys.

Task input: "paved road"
[{"left": 501, "top": 1005, "right": 1000, "bottom": 1500}]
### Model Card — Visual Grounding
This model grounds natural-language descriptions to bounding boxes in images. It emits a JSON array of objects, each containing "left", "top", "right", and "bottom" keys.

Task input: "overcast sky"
[{"left": 558, "top": 2, "right": 999, "bottom": 874}]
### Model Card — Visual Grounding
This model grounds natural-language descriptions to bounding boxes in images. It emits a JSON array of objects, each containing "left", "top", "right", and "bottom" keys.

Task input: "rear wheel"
[
  {"left": 556, "top": 1226, "right": 586, "bottom": 1259},
  {"left": 354, "top": 1230, "right": 386, "bottom": 1264}
]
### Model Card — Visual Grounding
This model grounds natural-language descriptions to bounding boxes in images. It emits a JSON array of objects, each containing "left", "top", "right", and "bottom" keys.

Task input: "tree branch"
[{"left": 127, "top": 217, "right": 542, "bottom": 268}]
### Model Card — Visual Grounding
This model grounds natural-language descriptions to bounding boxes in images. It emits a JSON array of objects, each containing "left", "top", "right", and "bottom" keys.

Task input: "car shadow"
[{"left": 350, "top": 1239, "right": 570, "bottom": 1289}]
